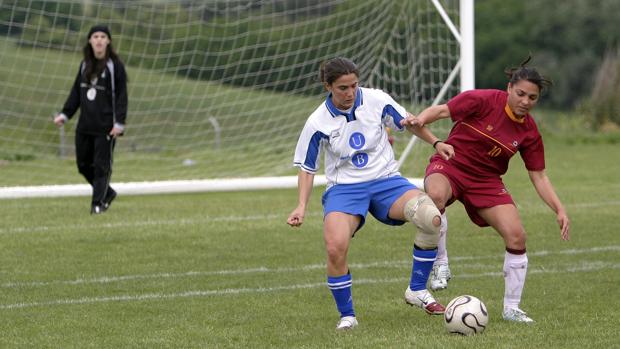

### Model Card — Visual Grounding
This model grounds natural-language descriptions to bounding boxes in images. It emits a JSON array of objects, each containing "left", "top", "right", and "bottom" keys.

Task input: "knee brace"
[{"left": 403, "top": 193, "right": 441, "bottom": 249}]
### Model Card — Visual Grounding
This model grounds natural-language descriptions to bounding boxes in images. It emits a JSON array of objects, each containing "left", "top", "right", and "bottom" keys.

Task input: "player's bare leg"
[
  {"left": 430, "top": 213, "right": 451, "bottom": 291},
  {"left": 478, "top": 205, "right": 534, "bottom": 323},
  {"left": 424, "top": 173, "right": 453, "bottom": 211},
  {"left": 390, "top": 190, "right": 445, "bottom": 315},
  {"left": 324, "top": 212, "right": 360, "bottom": 329},
  {"left": 424, "top": 174, "right": 453, "bottom": 291}
]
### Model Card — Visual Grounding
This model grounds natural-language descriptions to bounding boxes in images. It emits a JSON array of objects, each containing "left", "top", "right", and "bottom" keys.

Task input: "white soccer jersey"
[{"left": 293, "top": 87, "right": 407, "bottom": 188}]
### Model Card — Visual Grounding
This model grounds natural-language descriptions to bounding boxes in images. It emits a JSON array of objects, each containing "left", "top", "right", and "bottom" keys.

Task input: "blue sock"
[
  {"left": 327, "top": 273, "right": 354, "bottom": 317},
  {"left": 409, "top": 246, "right": 437, "bottom": 291}
]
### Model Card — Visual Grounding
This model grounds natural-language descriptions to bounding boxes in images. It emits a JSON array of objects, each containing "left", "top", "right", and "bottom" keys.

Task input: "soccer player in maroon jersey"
[{"left": 401, "top": 57, "right": 570, "bottom": 323}]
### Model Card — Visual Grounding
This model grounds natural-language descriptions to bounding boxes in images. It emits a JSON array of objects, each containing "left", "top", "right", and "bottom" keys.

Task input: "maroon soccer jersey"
[{"left": 431, "top": 89, "right": 545, "bottom": 178}]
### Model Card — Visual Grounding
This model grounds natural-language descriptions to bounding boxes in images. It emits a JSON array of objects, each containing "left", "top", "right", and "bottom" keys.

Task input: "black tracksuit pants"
[{"left": 75, "top": 132, "right": 115, "bottom": 205}]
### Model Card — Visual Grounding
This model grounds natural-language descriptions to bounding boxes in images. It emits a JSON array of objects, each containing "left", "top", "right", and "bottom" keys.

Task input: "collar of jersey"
[
  {"left": 504, "top": 104, "right": 526, "bottom": 123},
  {"left": 325, "top": 88, "right": 363, "bottom": 122}
]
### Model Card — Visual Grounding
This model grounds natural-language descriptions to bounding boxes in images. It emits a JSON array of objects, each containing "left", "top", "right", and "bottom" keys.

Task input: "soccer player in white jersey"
[{"left": 287, "top": 57, "right": 455, "bottom": 330}]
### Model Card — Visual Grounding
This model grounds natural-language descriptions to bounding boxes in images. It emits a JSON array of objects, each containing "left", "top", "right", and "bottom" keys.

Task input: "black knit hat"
[{"left": 87, "top": 25, "right": 111, "bottom": 40}]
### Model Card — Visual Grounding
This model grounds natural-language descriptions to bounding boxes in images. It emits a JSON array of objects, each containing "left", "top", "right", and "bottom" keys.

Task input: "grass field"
[{"left": 1, "top": 139, "right": 619, "bottom": 348}]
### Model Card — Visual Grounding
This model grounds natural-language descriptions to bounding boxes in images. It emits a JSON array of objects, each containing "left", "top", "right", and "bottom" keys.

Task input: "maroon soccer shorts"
[{"left": 425, "top": 158, "right": 515, "bottom": 227}]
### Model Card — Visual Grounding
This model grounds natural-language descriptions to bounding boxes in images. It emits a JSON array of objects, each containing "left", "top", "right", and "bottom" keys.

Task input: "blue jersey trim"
[
  {"left": 382, "top": 104, "right": 405, "bottom": 130},
  {"left": 325, "top": 88, "right": 363, "bottom": 122},
  {"left": 303, "top": 131, "right": 329, "bottom": 170}
]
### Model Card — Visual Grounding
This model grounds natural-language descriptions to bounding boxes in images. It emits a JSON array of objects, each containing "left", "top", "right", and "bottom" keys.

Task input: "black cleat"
[{"left": 103, "top": 190, "right": 117, "bottom": 210}]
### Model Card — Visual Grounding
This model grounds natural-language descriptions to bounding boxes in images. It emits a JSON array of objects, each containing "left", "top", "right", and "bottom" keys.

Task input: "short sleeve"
[
  {"left": 447, "top": 90, "right": 490, "bottom": 122},
  {"left": 519, "top": 126, "right": 545, "bottom": 171},
  {"left": 293, "top": 119, "right": 328, "bottom": 173},
  {"left": 379, "top": 91, "right": 407, "bottom": 131}
]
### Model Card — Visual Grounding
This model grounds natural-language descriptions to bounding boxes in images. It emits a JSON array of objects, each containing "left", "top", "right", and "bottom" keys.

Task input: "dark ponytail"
[{"left": 504, "top": 55, "right": 553, "bottom": 92}]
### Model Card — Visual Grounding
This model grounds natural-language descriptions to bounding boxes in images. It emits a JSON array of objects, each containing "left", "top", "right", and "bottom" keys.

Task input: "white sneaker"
[
  {"left": 502, "top": 308, "right": 535, "bottom": 323},
  {"left": 336, "top": 316, "right": 358, "bottom": 330},
  {"left": 430, "top": 264, "right": 452, "bottom": 291},
  {"left": 404, "top": 287, "right": 445, "bottom": 315}
]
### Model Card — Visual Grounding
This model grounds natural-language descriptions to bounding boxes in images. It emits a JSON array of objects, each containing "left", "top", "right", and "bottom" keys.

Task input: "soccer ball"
[{"left": 444, "top": 295, "right": 488, "bottom": 335}]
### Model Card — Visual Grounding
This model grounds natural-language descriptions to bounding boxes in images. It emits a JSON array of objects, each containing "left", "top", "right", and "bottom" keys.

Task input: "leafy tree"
[
  {"left": 475, "top": 0, "right": 529, "bottom": 91},
  {"left": 587, "top": 49, "right": 620, "bottom": 127},
  {"left": 475, "top": 0, "right": 620, "bottom": 111}
]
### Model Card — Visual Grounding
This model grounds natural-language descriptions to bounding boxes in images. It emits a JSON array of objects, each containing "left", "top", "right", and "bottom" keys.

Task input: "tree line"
[{"left": 476, "top": 0, "right": 620, "bottom": 126}]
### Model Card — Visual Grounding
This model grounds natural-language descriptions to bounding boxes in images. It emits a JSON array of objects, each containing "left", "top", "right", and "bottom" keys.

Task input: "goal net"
[{"left": 0, "top": 0, "right": 461, "bottom": 197}]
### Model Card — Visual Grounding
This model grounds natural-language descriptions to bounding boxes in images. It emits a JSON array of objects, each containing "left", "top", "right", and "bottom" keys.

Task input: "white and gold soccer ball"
[{"left": 444, "top": 295, "right": 489, "bottom": 335}]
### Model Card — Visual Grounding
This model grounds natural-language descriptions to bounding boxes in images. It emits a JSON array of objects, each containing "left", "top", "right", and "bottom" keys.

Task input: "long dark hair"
[
  {"left": 82, "top": 37, "right": 122, "bottom": 81},
  {"left": 504, "top": 55, "right": 553, "bottom": 92}
]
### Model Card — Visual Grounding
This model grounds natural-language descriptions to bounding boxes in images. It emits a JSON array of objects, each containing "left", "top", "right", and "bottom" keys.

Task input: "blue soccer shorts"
[{"left": 321, "top": 176, "right": 418, "bottom": 232}]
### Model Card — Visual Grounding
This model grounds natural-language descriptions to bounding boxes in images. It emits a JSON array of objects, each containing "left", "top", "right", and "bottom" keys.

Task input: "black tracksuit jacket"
[{"left": 61, "top": 59, "right": 128, "bottom": 135}]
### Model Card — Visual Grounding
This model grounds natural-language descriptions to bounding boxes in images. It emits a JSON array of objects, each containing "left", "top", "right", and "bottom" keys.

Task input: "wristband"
[{"left": 432, "top": 140, "right": 443, "bottom": 149}]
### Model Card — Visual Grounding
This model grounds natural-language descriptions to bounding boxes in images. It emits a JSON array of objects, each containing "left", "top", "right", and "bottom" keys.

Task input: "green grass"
[{"left": 0, "top": 139, "right": 619, "bottom": 348}]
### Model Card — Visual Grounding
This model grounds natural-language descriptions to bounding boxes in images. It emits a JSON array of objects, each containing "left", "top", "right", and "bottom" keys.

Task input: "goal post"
[
  {"left": 0, "top": 0, "right": 468, "bottom": 198},
  {"left": 398, "top": 0, "right": 473, "bottom": 166},
  {"left": 460, "top": 0, "right": 475, "bottom": 92}
]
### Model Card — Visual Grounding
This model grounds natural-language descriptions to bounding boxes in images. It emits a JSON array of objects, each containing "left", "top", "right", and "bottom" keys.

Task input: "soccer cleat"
[
  {"left": 336, "top": 316, "right": 358, "bottom": 331},
  {"left": 405, "top": 287, "right": 445, "bottom": 315},
  {"left": 103, "top": 189, "right": 117, "bottom": 210},
  {"left": 430, "top": 264, "right": 452, "bottom": 291},
  {"left": 502, "top": 308, "right": 535, "bottom": 323},
  {"left": 90, "top": 205, "right": 103, "bottom": 215}
]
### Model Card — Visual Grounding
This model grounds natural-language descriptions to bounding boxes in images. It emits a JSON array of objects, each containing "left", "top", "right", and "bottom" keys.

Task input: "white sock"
[
  {"left": 503, "top": 251, "right": 528, "bottom": 311},
  {"left": 435, "top": 212, "right": 449, "bottom": 265}
]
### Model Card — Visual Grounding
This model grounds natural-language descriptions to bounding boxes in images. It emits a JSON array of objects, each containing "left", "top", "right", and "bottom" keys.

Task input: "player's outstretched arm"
[
  {"left": 400, "top": 109, "right": 455, "bottom": 161},
  {"left": 287, "top": 170, "right": 315, "bottom": 227},
  {"left": 528, "top": 169, "right": 570, "bottom": 240},
  {"left": 403, "top": 104, "right": 451, "bottom": 128}
]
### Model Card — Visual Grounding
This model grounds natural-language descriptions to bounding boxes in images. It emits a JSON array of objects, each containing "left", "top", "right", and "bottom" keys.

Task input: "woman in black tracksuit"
[{"left": 54, "top": 25, "right": 128, "bottom": 214}]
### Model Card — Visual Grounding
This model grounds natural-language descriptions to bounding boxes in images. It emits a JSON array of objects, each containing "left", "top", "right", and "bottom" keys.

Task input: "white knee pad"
[{"left": 403, "top": 193, "right": 441, "bottom": 249}]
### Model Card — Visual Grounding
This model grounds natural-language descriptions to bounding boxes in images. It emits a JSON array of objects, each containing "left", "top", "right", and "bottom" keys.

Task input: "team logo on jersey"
[
  {"left": 486, "top": 124, "right": 494, "bottom": 131},
  {"left": 349, "top": 132, "right": 365, "bottom": 150},
  {"left": 87, "top": 77, "right": 98, "bottom": 101},
  {"left": 512, "top": 141, "right": 518, "bottom": 147},
  {"left": 87, "top": 88, "right": 97, "bottom": 101},
  {"left": 352, "top": 152, "right": 368, "bottom": 168},
  {"left": 330, "top": 130, "right": 340, "bottom": 139}
]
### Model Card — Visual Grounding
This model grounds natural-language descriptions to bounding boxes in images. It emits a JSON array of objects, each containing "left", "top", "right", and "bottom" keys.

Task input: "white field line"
[
  {"left": 1, "top": 261, "right": 618, "bottom": 310},
  {"left": 2, "top": 199, "right": 620, "bottom": 236},
  {"left": 0, "top": 213, "right": 293, "bottom": 235},
  {"left": 2, "top": 245, "right": 618, "bottom": 289}
]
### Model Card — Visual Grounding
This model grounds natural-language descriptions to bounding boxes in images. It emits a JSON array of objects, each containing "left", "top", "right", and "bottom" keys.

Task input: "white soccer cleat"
[
  {"left": 430, "top": 264, "right": 452, "bottom": 291},
  {"left": 404, "top": 287, "right": 445, "bottom": 315},
  {"left": 336, "top": 316, "right": 358, "bottom": 331},
  {"left": 502, "top": 308, "right": 535, "bottom": 323}
]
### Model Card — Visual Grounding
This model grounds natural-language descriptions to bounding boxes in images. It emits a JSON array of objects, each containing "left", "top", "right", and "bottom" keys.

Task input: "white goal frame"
[
  {"left": 0, "top": 0, "right": 474, "bottom": 199},
  {"left": 397, "top": 0, "right": 473, "bottom": 167}
]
